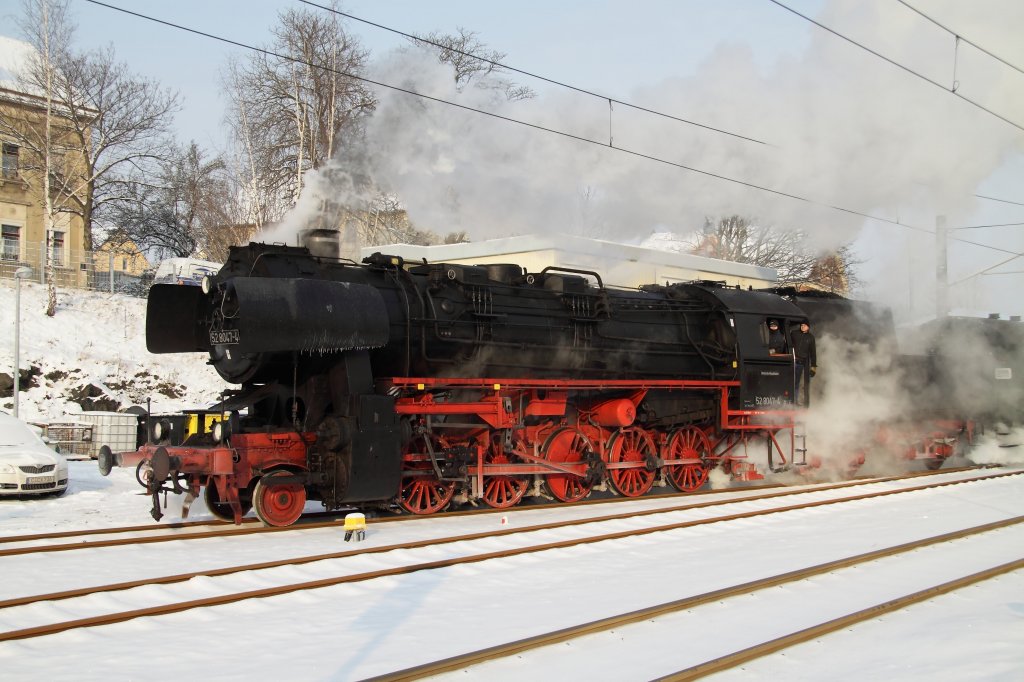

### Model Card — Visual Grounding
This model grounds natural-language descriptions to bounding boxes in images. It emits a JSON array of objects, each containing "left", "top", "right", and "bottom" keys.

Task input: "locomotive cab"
[{"left": 684, "top": 285, "right": 804, "bottom": 410}]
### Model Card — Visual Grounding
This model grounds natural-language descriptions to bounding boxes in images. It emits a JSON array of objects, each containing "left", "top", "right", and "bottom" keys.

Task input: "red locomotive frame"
[{"left": 111, "top": 376, "right": 816, "bottom": 525}]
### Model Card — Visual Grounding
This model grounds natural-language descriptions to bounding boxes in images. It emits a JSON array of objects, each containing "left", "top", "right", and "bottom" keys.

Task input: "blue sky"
[
  {"left": 2, "top": 0, "right": 1022, "bottom": 317},
  {"left": 57, "top": 0, "right": 822, "bottom": 149}
]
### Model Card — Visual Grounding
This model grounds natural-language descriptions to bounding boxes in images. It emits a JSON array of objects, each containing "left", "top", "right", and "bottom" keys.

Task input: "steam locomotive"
[{"left": 98, "top": 231, "right": 1010, "bottom": 526}]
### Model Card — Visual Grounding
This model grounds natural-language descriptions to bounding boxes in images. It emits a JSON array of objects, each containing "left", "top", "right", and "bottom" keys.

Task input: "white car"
[{"left": 0, "top": 413, "right": 69, "bottom": 496}]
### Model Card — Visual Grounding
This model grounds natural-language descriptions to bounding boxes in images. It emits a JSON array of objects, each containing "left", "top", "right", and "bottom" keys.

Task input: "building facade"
[{"left": 0, "top": 85, "right": 90, "bottom": 286}]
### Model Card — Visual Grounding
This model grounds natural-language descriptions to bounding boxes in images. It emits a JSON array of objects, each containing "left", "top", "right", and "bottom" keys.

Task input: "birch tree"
[
  {"left": 7, "top": 0, "right": 74, "bottom": 316},
  {"left": 224, "top": 2, "right": 375, "bottom": 224}
]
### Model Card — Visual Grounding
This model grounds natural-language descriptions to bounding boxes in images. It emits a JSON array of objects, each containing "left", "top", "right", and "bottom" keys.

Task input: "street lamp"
[{"left": 12, "top": 266, "right": 32, "bottom": 418}]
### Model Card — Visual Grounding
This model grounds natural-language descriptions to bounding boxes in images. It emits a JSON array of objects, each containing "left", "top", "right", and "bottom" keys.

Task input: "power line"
[
  {"left": 949, "top": 251, "right": 1023, "bottom": 285},
  {"left": 976, "top": 193, "right": 1024, "bottom": 207},
  {"left": 297, "top": 0, "right": 772, "bottom": 147},
  {"left": 950, "top": 222, "right": 1024, "bottom": 230},
  {"left": 80, "top": 1, "right": 907, "bottom": 228},
  {"left": 765, "top": 0, "right": 1024, "bottom": 134},
  {"left": 949, "top": 235, "right": 1024, "bottom": 257},
  {"left": 81, "top": 1, "right": 1024, "bottom": 263},
  {"left": 895, "top": 0, "right": 1024, "bottom": 77}
]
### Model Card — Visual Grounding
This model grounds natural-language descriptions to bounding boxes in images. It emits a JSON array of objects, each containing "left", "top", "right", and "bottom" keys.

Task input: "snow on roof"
[
  {"left": 360, "top": 232, "right": 777, "bottom": 281},
  {"left": 0, "top": 35, "right": 35, "bottom": 93}
]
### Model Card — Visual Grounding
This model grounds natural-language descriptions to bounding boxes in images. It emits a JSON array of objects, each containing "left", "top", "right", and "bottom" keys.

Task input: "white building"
[{"left": 360, "top": 233, "right": 777, "bottom": 290}]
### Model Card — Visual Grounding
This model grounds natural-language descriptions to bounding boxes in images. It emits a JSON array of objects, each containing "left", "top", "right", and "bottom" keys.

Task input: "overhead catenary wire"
[
  {"left": 81, "top": 0, "right": 1024, "bottom": 264},
  {"left": 976, "top": 194, "right": 1024, "bottom": 208},
  {"left": 78, "top": 1, "right": 904, "bottom": 228},
  {"left": 765, "top": 0, "right": 1024, "bottom": 134},
  {"left": 297, "top": 0, "right": 772, "bottom": 148},
  {"left": 950, "top": 222, "right": 1024, "bottom": 230},
  {"left": 895, "top": 0, "right": 1024, "bottom": 77},
  {"left": 947, "top": 235, "right": 1024, "bottom": 258},
  {"left": 949, "top": 251, "right": 1023, "bottom": 286}
]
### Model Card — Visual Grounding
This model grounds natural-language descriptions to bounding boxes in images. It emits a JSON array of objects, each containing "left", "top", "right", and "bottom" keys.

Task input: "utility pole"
[
  {"left": 936, "top": 215, "right": 948, "bottom": 319},
  {"left": 13, "top": 266, "right": 33, "bottom": 418}
]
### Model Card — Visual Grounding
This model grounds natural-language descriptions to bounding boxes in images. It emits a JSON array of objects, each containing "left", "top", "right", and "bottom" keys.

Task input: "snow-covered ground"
[
  {"left": 0, "top": 279, "right": 223, "bottom": 423},
  {"left": 0, "top": 461, "right": 1022, "bottom": 680}
]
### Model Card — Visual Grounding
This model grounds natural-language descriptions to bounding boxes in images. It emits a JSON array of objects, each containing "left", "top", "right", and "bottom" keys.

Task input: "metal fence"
[{"left": 0, "top": 239, "right": 150, "bottom": 296}]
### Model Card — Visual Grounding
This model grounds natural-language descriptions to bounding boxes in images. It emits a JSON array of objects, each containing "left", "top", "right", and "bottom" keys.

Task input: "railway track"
[
  {"left": 0, "top": 465, "right": 990, "bottom": 556},
  {"left": 1, "top": 468, "right": 1019, "bottom": 645},
  {"left": 370, "top": 517, "right": 1024, "bottom": 681}
]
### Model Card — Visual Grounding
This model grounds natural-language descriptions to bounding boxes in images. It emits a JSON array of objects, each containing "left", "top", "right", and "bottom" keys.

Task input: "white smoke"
[
  {"left": 969, "top": 426, "right": 1024, "bottom": 465},
  {"left": 802, "top": 334, "right": 913, "bottom": 478},
  {"left": 262, "top": 1, "right": 1022, "bottom": 323},
  {"left": 253, "top": 160, "right": 368, "bottom": 248},
  {"left": 350, "top": 1, "right": 1022, "bottom": 255}
]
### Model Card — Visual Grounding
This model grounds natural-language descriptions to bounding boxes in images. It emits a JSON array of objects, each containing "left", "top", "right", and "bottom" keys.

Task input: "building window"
[
  {"left": 122, "top": 257, "right": 128, "bottom": 270},
  {"left": 50, "top": 230, "right": 65, "bottom": 267},
  {"left": 1, "top": 143, "right": 18, "bottom": 178},
  {"left": 1, "top": 224, "right": 19, "bottom": 260}
]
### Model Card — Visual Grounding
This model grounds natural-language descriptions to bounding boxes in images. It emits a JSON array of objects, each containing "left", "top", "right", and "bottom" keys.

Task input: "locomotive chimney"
[{"left": 299, "top": 228, "right": 342, "bottom": 259}]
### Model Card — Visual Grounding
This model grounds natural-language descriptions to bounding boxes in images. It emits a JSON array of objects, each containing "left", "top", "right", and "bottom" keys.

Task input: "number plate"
[
  {"left": 210, "top": 329, "right": 240, "bottom": 345},
  {"left": 29, "top": 476, "right": 55, "bottom": 484}
]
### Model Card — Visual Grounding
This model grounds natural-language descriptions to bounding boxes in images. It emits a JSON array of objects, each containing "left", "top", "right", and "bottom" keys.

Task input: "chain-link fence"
[{"left": 0, "top": 239, "right": 151, "bottom": 296}]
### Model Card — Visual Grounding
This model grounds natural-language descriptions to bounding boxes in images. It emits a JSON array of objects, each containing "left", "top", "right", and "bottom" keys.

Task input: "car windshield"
[{"left": 0, "top": 420, "right": 42, "bottom": 447}]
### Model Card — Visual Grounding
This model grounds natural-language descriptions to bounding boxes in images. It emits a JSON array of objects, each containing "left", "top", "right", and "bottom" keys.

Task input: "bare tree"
[
  {"left": 412, "top": 28, "right": 535, "bottom": 101},
  {"left": 2, "top": 2, "right": 179, "bottom": 253},
  {"left": 443, "top": 231, "right": 470, "bottom": 244},
  {"left": 111, "top": 143, "right": 231, "bottom": 259},
  {"left": 807, "top": 245, "right": 861, "bottom": 294},
  {"left": 49, "top": 46, "right": 179, "bottom": 248},
  {"left": 692, "top": 216, "right": 858, "bottom": 292},
  {"left": 347, "top": 192, "right": 439, "bottom": 247},
  {"left": 224, "top": 2, "right": 376, "bottom": 224}
]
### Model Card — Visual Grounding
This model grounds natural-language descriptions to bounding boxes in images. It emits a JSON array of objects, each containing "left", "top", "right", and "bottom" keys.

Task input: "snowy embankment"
[{"left": 0, "top": 279, "right": 224, "bottom": 423}]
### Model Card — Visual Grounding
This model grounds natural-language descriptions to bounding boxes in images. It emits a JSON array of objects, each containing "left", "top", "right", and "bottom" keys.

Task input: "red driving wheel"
[
  {"left": 542, "top": 428, "right": 594, "bottom": 503},
  {"left": 397, "top": 434, "right": 456, "bottom": 515},
  {"left": 607, "top": 428, "right": 657, "bottom": 497},
  {"left": 663, "top": 426, "right": 712, "bottom": 492},
  {"left": 481, "top": 434, "right": 530, "bottom": 509}
]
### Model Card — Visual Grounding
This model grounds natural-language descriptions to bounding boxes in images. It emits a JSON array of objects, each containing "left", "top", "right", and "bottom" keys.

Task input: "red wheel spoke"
[
  {"left": 664, "top": 426, "right": 712, "bottom": 493},
  {"left": 398, "top": 433, "right": 456, "bottom": 514},
  {"left": 608, "top": 428, "right": 656, "bottom": 497},
  {"left": 481, "top": 433, "right": 530, "bottom": 509},
  {"left": 542, "top": 428, "right": 593, "bottom": 503}
]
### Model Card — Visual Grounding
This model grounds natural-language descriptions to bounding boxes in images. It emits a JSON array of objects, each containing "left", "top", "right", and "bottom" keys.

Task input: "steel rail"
[
  {"left": 0, "top": 470, "right": 1018, "bottom": 642},
  {"left": 663, "top": 557, "right": 1024, "bottom": 680},
  {"left": 366, "top": 516, "right": 1024, "bottom": 681},
  {"left": 0, "top": 517, "right": 258, "bottom": 544},
  {"left": 0, "top": 479, "right": 762, "bottom": 545},
  {"left": 0, "top": 476, "right": 904, "bottom": 608},
  {"left": 0, "top": 466, "right": 988, "bottom": 556}
]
